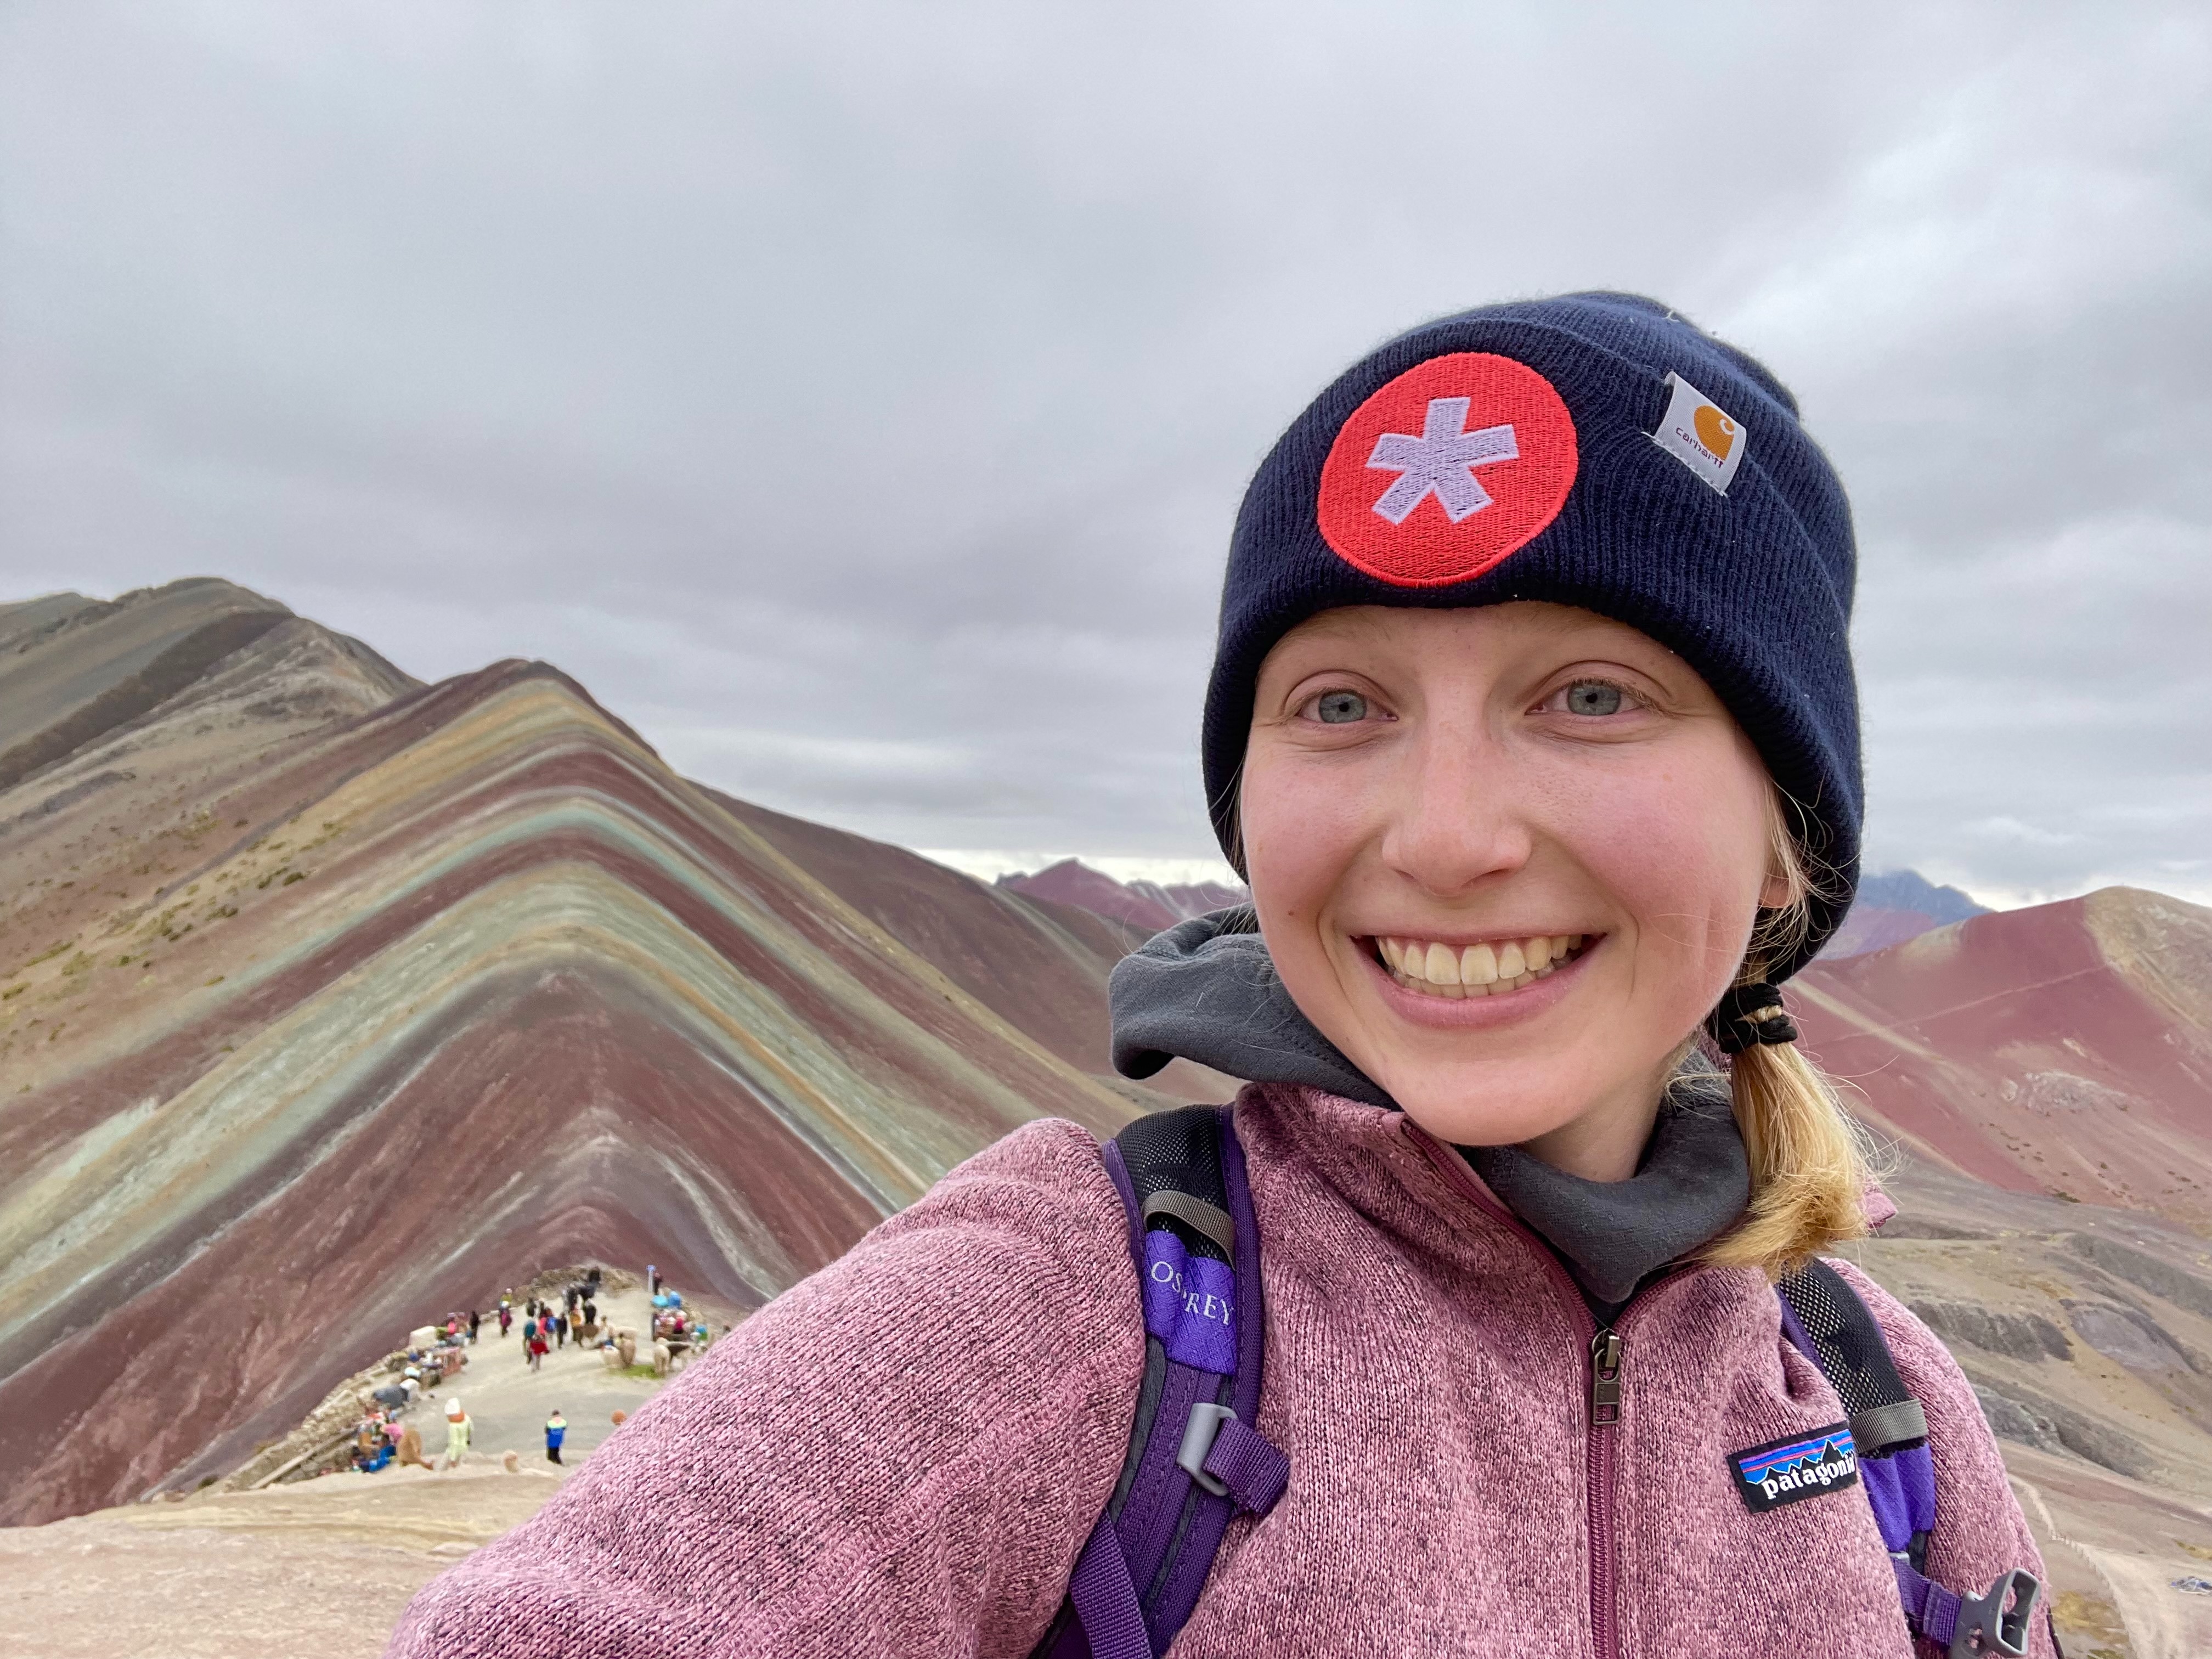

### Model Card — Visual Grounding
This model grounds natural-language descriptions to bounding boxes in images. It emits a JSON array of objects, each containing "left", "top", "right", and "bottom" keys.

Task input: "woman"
[
  {"left": 388, "top": 295, "right": 2052, "bottom": 1656},
  {"left": 440, "top": 1400, "right": 471, "bottom": 1471}
]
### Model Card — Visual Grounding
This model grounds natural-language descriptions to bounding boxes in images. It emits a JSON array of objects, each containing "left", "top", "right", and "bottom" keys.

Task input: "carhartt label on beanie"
[
  {"left": 1316, "top": 353, "right": 1578, "bottom": 587},
  {"left": 1652, "top": 372, "right": 1747, "bottom": 495}
]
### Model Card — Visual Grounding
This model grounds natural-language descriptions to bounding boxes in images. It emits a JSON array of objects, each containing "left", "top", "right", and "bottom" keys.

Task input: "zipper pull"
[{"left": 1590, "top": 1329, "right": 1623, "bottom": 1426}]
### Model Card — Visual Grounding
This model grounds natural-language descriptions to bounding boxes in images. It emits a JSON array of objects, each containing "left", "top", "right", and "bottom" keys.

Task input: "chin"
[{"left": 1386, "top": 1073, "right": 1586, "bottom": 1149}]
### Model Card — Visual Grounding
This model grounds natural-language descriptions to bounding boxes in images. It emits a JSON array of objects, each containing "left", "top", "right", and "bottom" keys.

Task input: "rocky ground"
[
  {"left": 1846, "top": 1160, "right": 2212, "bottom": 1658},
  {"left": 2004, "top": 1443, "right": 2212, "bottom": 1657},
  {"left": 0, "top": 1278, "right": 729, "bottom": 1658},
  {"left": 1, "top": 1465, "right": 562, "bottom": 1658}
]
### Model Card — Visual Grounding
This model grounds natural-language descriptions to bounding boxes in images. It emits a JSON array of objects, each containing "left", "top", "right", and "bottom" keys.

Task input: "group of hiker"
[
  {"left": 347, "top": 1389, "right": 575, "bottom": 1474},
  {"left": 505, "top": 1271, "right": 717, "bottom": 1380},
  {"left": 336, "top": 1269, "right": 634, "bottom": 1480},
  {"left": 650, "top": 1290, "right": 713, "bottom": 1368},
  {"left": 328, "top": 1268, "right": 734, "bottom": 1489},
  {"left": 501, "top": 1274, "right": 604, "bottom": 1372},
  {"left": 436, "top": 1310, "right": 481, "bottom": 1345}
]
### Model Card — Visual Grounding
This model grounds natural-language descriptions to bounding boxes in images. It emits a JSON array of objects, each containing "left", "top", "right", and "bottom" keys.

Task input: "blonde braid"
[{"left": 1698, "top": 806, "right": 1876, "bottom": 1277}]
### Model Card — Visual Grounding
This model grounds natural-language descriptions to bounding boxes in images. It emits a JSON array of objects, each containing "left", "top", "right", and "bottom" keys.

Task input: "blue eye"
[
  {"left": 1565, "top": 681, "right": 1623, "bottom": 716},
  {"left": 1316, "top": 691, "right": 1368, "bottom": 724}
]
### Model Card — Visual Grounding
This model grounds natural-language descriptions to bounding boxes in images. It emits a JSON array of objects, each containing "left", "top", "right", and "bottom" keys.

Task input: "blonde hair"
[{"left": 1696, "top": 804, "right": 1876, "bottom": 1278}]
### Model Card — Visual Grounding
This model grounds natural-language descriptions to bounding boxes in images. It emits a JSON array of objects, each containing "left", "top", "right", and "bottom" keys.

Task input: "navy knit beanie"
[{"left": 1204, "top": 292, "right": 1860, "bottom": 981}]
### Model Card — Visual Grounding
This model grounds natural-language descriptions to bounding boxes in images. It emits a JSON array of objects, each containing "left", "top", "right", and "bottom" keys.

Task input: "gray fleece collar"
[
  {"left": 1463, "top": 1083, "right": 1747, "bottom": 1303},
  {"left": 1110, "top": 910, "right": 1390, "bottom": 1106},
  {"left": 1108, "top": 909, "right": 1749, "bottom": 1304}
]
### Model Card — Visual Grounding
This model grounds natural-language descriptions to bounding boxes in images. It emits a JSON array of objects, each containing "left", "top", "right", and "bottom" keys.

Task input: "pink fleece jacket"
[{"left": 386, "top": 1085, "right": 2052, "bottom": 1656}]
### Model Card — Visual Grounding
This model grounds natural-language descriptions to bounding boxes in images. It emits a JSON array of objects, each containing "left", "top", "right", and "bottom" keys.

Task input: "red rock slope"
[
  {"left": 1793, "top": 889, "right": 2212, "bottom": 1232},
  {"left": 0, "top": 583, "right": 1168, "bottom": 1527}
]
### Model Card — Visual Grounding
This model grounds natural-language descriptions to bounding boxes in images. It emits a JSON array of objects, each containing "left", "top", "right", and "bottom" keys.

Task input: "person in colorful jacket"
[{"left": 386, "top": 295, "right": 2055, "bottom": 1657}]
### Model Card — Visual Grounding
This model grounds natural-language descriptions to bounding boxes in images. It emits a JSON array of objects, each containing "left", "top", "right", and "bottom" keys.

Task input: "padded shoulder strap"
[
  {"left": 1778, "top": 1262, "right": 2043, "bottom": 1657},
  {"left": 1777, "top": 1259, "right": 1927, "bottom": 1456},
  {"left": 1035, "top": 1108, "right": 1288, "bottom": 1659},
  {"left": 1115, "top": 1105, "right": 1238, "bottom": 1260}
]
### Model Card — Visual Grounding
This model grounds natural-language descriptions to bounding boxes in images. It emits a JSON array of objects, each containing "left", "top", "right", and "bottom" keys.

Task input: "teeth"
[{"left": 1374, "top": 932, "right": 1592, "bottom": 1001}]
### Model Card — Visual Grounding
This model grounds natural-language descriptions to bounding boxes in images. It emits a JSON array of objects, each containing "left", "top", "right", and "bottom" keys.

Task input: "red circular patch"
[{"left": 1317, "top": 352, "right": 1578, "bottom": 588}]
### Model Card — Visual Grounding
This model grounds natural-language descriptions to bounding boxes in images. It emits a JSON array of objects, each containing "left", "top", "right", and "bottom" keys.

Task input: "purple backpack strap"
[
  {"left": 1038, "top": 1107, "right": 1289, "bottom": 1659},
  {"left": 1778, "top": 1263, "right": 2041, "bottom": 1657}
]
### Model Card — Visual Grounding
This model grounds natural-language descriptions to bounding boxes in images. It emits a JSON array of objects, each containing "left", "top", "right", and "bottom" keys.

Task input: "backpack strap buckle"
[
  {"left": 1950, "top": 1567, "right": 2040, "bottom": 1658},
  {"left": 1175, "top": 1402, "right": 1290, "bottom": 1516},
  {"left": 1176, "top": 1403, "right": 1238, "bottom": 1496},
  {"left": 1894, "top": 1549, "right": 2042, "bottom": 1655}
]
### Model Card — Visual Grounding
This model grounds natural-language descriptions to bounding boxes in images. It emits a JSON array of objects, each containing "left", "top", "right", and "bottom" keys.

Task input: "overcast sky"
[{"left": 3, "top": 2, "right": 2207, "bottom": 906}]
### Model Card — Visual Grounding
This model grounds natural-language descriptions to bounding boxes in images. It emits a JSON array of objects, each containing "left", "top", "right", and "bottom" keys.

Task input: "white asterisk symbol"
[{"left": 1365, "top": 397, "right": 1519, "bottom": 524}]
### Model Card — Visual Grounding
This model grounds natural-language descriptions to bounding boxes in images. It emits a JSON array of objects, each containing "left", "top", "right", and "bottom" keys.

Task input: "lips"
[{"left": 1371, "top": 932, "right": 1592, "bottom": 1000}]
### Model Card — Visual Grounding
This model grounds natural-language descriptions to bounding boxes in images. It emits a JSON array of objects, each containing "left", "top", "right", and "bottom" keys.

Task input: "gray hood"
[
  {"left": 1111, "top": 910, "right": 1388, "bottom": 1106},
  {"left": 1109, "top": 909, "right": 1750, "bottom": 1305}
]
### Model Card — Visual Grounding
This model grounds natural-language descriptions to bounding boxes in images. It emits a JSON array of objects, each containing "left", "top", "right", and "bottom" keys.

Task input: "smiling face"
[{"left": 1239, "top": 602, "right": 1787, "bottom": 1180}]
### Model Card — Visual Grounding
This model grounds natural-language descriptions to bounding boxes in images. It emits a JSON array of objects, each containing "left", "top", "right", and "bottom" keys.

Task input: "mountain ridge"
[
  {"left": 1795, "top": 887, "right": 2212, "bottom": 1232},
  {"left": 0, "top": 587, "right": 1167, "bottom": 1525},
  {"left": 998, "top": 856, "right": 1246, "bottom": 934}
]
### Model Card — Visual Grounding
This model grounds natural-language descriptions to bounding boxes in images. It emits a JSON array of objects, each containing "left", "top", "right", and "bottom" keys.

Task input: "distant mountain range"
[
  {"left": 1822, "top": 868, "right": 1991, "bottom": 959},
  {"left": 998, "top": 858, "right": 1246, "bottom": 934},
  {"left": 4, "top": 579, "right": 2209, "bottom": 1633},
  {"left": 1858, "top": 868, "right": 1991, "bottom": 926}
]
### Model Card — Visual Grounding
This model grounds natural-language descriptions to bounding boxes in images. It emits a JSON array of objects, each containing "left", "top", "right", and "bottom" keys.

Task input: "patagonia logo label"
[
  {"left": 1652, "top": 371, "right": 1746, "bottom": 495},
  {"left": 1141, "top": 1229, "right": 1236, "bottom": 1374},
  {"left": 1727, "top": 1423, "right": 1858, "bottom": 1513}
]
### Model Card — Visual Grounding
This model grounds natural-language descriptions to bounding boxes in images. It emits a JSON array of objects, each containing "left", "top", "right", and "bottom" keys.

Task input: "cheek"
[
  {"left": 1563, "top": 759, "right": 1769, "bottom": 966},
  {"left": 1237, "top": 748, "right": 1370, "bottom": 920}
]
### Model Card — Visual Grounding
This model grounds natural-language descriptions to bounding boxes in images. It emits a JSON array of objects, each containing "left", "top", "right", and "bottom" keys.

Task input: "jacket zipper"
[
  {"left": 1405, "top": 1123, "right": 1634, "bottom": 1659},
  {"left": 1588, "top": 1327, "right": 1623, "bottom": 1659}
]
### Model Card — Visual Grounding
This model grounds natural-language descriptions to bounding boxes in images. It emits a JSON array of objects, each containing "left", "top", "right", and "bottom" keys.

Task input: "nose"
[{"left": 1376, "top": 715, "right": 1532, "bottom": 899}]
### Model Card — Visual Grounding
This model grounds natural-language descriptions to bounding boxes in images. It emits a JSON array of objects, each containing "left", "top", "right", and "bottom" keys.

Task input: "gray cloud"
[{"left": 2, "top": 1, "right": 2205, "bottom": 900}]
